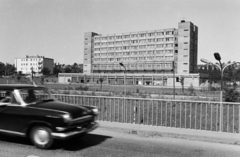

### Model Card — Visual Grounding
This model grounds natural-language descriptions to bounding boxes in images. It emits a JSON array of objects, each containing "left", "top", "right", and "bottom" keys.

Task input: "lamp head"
[
  {"left": 200, "top": 58, "right": 212, "bottom": 64},
  {"left": 119, "top": 62, "right": 124, "bottom": 67},
  {"left": 214, "top": 53, "right": 221, "bottom": 61}
]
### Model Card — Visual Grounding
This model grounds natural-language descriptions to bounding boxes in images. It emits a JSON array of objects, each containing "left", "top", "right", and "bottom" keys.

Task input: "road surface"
[{"left": 0, "top": 128, "right": 240, "bottom": 157}]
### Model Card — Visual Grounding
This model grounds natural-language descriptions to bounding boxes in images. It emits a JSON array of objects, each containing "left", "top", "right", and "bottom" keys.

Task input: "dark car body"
[{"left": 0, "top": 84, "right": 98, "bottom": 149}]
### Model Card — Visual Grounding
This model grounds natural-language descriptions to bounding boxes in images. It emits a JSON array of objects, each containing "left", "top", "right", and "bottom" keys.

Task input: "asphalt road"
[{"left": 0, "top": 128, "right": 240, "bottom": 157}]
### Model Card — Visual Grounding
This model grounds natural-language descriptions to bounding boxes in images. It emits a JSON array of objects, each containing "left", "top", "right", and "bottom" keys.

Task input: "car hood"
[{"left": 29, "top": 100, "right": 91, "bottom": 118}]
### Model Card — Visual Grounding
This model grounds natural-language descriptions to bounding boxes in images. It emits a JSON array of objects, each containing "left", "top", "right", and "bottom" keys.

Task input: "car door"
[{"left": 0, "top": 92, "right": 27, "bottom": 135}]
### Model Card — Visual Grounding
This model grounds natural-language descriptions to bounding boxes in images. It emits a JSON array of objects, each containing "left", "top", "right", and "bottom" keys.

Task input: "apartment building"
[
  {"left": 83, "top": 20, "right": 198, "bottom": 75},
  {"left": 15, "top": 55, "right": 54, "bottom": 75}
]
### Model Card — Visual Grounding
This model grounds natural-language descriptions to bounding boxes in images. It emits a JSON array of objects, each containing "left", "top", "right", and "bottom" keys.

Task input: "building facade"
[
  {"left": 15, "top": 55, "right": 54, "bottom": 75},
  {"left": 83, "top": 20, "right": 198, "bottom": 75}
]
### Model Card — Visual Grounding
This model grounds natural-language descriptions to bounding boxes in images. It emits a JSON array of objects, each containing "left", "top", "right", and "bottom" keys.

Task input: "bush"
[
  {"left": 75, "top": 85, "right": 89, "bottom": 91},
  {"left": 224, "top": 88, "right": 240, "bottom": 102},
  {"left": 188, "top": 84, "right": 195, "bottom": 95}
]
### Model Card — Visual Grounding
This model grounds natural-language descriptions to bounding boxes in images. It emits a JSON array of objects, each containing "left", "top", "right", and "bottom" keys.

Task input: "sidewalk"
[{"left": 97, "top": 121, "right": 240, "bottom": 145}]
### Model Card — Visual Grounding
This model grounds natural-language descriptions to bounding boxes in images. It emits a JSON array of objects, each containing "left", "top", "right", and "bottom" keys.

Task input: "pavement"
[{"left": 97, "top": 121, "right": 240, "bottom": 145}]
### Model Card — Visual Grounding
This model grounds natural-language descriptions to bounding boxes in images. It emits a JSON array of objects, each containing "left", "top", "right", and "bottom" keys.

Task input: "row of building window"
[
  {"left": 94, "top": 43, "right": 175, "bottom": 51},
  {"left": 21, "top": 63, "right": 40, "bottom": 66},
  {"left": 94, "top": 31, "right": 175, "bottom": 41},
  {"left": 93, "top": 50, "right": 174, "bottom": 57},
  {"left": 20, "top": 67, "right": 39, "bottom": 71},
  {"left": 94, "top": 37, "right": 175, "bottom": 46},
  {"left": 21, "top": 59, "right": 42, "bottom": 62},
  {"left": 92, "top": 63, "right": 173, "bottom": 69},
  {"left": 93, "top": 56, "right": 174, "bottom": 62}
]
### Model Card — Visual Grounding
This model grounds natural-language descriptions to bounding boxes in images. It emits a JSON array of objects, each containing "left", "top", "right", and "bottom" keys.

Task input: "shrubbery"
[{"left": 224, "top": 87, "right": 240, "bottom": 102}]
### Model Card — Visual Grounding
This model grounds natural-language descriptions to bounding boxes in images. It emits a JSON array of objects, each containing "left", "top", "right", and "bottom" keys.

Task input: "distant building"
[
  {"left": 15, "top": 55, "right": 54, "bottom": 75},
  {"left": 83, "top": 20, "right": 198, "bottom": 75}
]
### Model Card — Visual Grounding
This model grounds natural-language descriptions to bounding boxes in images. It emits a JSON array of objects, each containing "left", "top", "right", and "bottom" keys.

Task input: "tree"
[
  {"left": 41, "top": 67, "right": 50, "bottom": 75},
  {"left": 99, "top": 78, "right": 104, "bottom": 91},
  {"left": 53, "top": 63, "right": 62, "bottom": 76},
  {"left": 64, "top": 65, "right": 72, "bottom": 73},
  {"left": 180, "top": 76, "right": 184, "bottom": 93}
]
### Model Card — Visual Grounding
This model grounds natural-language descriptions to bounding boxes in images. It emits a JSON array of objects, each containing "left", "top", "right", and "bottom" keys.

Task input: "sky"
[{"left": 0, "top": 0, "right": 240, "bottom": 65}]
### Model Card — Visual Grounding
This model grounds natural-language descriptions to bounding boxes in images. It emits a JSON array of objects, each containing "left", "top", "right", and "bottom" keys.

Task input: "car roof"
[{"left": 0, "top": 84, "right": 46, "bottom": 91}]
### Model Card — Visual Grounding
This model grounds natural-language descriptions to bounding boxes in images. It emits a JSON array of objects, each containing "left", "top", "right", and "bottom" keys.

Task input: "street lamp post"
[
  {"left": 201, "top": 53, "right": 237, "bottom": 132},
  {"left": 172, "top": 61, "right": 175, "bottom": 100},
  {"left": 119, "top": 62, "right": 127, "bottom": 97},
  {"left": 119, "top": 62, "right": 127, "bottom": 123}
]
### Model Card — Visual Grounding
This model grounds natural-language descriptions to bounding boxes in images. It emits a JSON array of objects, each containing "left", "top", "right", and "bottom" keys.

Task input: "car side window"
[{"left": 0, "top": 91, "right": 12, "bottom": 103}]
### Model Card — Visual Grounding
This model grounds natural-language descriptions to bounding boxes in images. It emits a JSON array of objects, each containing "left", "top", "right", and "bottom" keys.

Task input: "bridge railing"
[{"left": 53, "top": 94, "right": 240, "bottom": 133}]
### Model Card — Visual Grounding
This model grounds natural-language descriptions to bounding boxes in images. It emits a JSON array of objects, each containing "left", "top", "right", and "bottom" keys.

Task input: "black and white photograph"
[{"left": 0, "top": 0, "right": 240, "bottom": 156}]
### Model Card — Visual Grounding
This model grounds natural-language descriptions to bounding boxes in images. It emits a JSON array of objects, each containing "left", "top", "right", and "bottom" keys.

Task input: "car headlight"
[
  {"left": 92, "top": 108, "right": 99, "bottom": 115},
  {"left": 63, "top": 114, "right": 72, "bottom": 123}
]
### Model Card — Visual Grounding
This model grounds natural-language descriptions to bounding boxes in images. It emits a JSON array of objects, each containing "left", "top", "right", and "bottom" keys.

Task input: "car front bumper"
[{"left": 51, "top": 122, "right": 98, "bottom": 139}]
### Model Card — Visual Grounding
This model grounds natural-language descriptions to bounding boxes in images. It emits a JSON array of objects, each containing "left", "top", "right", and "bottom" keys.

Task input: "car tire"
[{"left": 30, "top": 126, "right": 54, "bottom": 149}]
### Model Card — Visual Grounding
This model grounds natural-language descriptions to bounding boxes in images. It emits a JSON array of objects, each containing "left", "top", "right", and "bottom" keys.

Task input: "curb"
[{"left": 97, "top": 121, "right": 240, "bottom": 145}]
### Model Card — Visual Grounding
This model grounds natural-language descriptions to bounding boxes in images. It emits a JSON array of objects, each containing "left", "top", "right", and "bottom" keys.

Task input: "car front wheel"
[{"left": 30, "top": 126, "right": 54, "bottom": 149}]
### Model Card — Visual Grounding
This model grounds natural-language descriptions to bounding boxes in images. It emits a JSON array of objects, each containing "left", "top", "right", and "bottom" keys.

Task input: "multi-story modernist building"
[
  {"left": 15, "top": 55, "right": 54, "bottom": 75},
  {"left": 83, "top": 20, "right": 198, "bottom": 75}
]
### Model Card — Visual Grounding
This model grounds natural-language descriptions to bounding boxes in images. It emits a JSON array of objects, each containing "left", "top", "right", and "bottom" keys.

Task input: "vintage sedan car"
[{"left": 0, "top": 84, "right": 98, "bottom": 149}]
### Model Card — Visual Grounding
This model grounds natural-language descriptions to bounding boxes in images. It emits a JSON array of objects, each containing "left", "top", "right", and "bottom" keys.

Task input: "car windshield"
[{"left": 19, "top": 88, "right": 55, "bottom": 104}]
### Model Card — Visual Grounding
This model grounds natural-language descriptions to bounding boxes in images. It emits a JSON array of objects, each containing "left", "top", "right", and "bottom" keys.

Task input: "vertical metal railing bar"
[
  {"left": 175, "top": 101, "right": 177, "bottom": 128},
  {"left": 180, "top": 102, "right": 182, "bottom": 128},
  {"left": 156, "top": 100, "right": 158, "bottom": 126},
  {"left": 184, "top": 102, "right": 187, "bottom": 129},
  {"left": 130, "top": 99, "right": 132, "bottom": 123},
  {"left": 143, "top": 100, "right": 145, "bottom": 125},
  {"left": 118, "top": 98, "right": 120, "bottom": 122},
  {"left": 161, "top": 101, "right": 163, "bottom": 126},
  {"left": 194, "top": 103, "right": 197, "bottom": 129},
  {"left": 211, "top": 103, "right": 213, "bottom": 131},
  {"left": 152, "top": 100, "right": 154, "bottom": 126},
  {"left": 205, "top": 103, "right": 208, "bottom": 131},
  {"left": 239, "top": 105, "right": 240, "bottom": 133},
  {"left": 138, "top": 100, "right": 141, "bottom": 124},
  {"left": 233, "top": 105, "right": 235, "bottom": 133},
  {"left": 227, "top": 104, "right": 229, "bottom": 133},
  {"left": 122, "top": 98, "right": 124, "bottom": 123},
  {"left": 110, "top": 98, "right": 112, "bottom": 122},
  {"left": 200, "top": 103, "right": 202, "bottom": 130},
  {"left": 190, "top": 102, "right": 192, "bottom": 129},
  {"left": 113, "top": 98, "right": 116, "bottom": 122},
  {"left": 146, "top": 101, "right": 150, "bottom": 125},
  {"left": 216, "top": 103, "right": 219, "bottom": 132},
  {"left": 170, "top": 102, "right": 172, "bottom": 127},
  {"left": 99, "top": 97, "right": 101, "bottom": 121},
  {"left": 165, "top": 101, "right": 167, "bottom": 127},
  {"left": 126, "top": 99, "right": 128, "bottom": 123}
]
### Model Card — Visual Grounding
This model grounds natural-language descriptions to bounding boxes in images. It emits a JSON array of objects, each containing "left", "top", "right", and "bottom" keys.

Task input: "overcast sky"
[{"left": 0, "top": 0, "right": 240, "bottom": 65}]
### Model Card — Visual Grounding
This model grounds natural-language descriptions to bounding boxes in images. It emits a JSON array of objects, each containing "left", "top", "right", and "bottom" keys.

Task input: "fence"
[{"left": 53, "top": 94, "right": 240, "bottom": 134}]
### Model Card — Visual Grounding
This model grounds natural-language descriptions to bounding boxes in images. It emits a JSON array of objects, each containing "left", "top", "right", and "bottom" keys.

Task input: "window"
[
  {"left": 184, "top": 29, "right": 188, "bottom": 31},
  {"left": 139, "top": 33, "right": 146, "bottom": 37},
  {"left": 139, "top": 45, "right": 146, "bottom": 49},
  {"left": 184, "top": 42, "right": 188, "bottom": 44},
  {"left": 184, "top": 63, "right": 188, "bottom": 65},
  {"left": 131, "top": 34, "right": 138, "bottom": 38},
  {"left": 85, "top": 38, "right": 88, "bottom": 40},
  {"left": 156, "top": 32, "right": 164, "bottom": 36},
  {"left": 166, "top": 31, "right": 173, "bottom": 35},
  {"left": 156, "top": 38, "right": 164, "bottom": 42},
  {"left": 156, "top": 44, "right": 164, "bottom": 48},
  {"left": 148, "top": 33, "right": 155, "bottom": 37}
]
